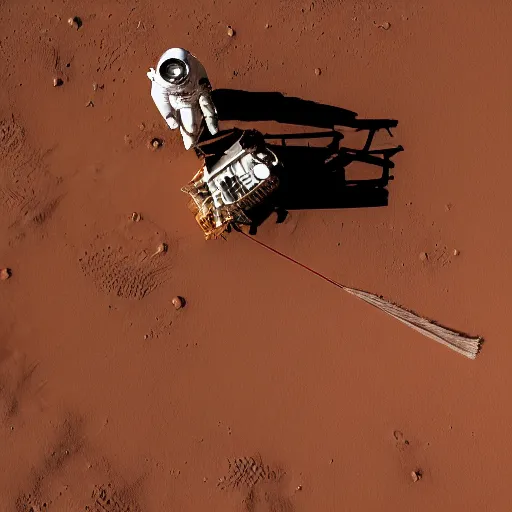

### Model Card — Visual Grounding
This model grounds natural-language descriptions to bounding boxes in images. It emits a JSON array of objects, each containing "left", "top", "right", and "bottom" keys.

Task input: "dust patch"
[
  {"left": 31, "top": 40, "right": 60, "bottom": 73},
  {"left": 0, "top": 349, "right": 39, "bottom": 425},
  {"left": 14, "top": 415, "right": 85, "bottom": 511},
  {"left": 0, "top": 116, "right": 61, "bottom": 236},
  {"left": 218, "top": 456, "right": 293, "bottom": 512},
  {"left": 14, "top": 417, "right": 144, "bottom": 512},
  {"left": 78, "top": 219, "right": 174, "bottom": 299}
]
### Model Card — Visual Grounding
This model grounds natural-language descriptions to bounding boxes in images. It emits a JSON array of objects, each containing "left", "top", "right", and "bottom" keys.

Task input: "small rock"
[
  {"left": 0, "top": 268, "right": 12, "bottom": 281},
  {"left": 148, "top": 137, "right": 163, "bottom": 150},
  {"left": 53, "top": 77, "right": 63, "bottom": 87},
  {"left": 411, "top": 470, "right": 422, "bottom": 482},
  {"left": 453, "top": 249, "right": 460, "bottom": 256},
  {"left": 85, "top": 100, "right": 94, "bottom": 107},
  {"left": 444, "top": 203, "right": 452, "bottom": 212},
  {"left": 123, "top": 134, "right": 131, "bottom": 145},
  {"left": 393, "top": 430, "right": 409, "bottom": 444},
  {"left": 139, "top": 123, "right": 145, "bottom": 131},
  {"left": 314, "top": 67, "right": 321, "bottom": 76},
  {"left": 265, "top": 23, "right": 270, "bottom": 28},
  {"left": 144, "top": 334, "right": 149, "bottom": 340},
  {"left": 92, "top": 82, "right": 98, "bottom": 91},
  {"left": 152, "top": 242, "right": 168, "bottom": 257},
  {"left": 295, "top": 485, "right": 303, "bottom": 491},
  {"left": 227, "top": 26, "right": 235, "bottom": 37},
  {"left": 172, "top": 296, "right": 185, "bottom": 310},
  {"left": 131, "top": 212, "right": 141, "bottom": 222},
  {"left": 419, "top": 252, "right": 428, "bottom": 262},
  {"left": 68, "top": 16, "right": 82, "bottom": 29},
  {"left": 379, "top": 21, "right": 391, "bottom": 30},
  {"left": 203, "top": 477, "right": 208, "bottom": 483}
]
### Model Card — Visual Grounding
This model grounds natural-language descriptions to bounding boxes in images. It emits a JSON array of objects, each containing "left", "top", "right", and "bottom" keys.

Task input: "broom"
[{"left": 237, "top": 230, "right": 483, "bottom": 360}]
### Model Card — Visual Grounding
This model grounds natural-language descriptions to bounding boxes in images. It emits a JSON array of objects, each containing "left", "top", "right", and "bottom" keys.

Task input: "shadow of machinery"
[{"left": 198, "top": 89, "right": 404, "bottom": 233}]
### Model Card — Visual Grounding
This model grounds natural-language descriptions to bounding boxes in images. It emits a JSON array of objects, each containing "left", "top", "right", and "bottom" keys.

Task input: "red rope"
[{"left": 237, "top": 230, "right": 345, "bottom": 291}]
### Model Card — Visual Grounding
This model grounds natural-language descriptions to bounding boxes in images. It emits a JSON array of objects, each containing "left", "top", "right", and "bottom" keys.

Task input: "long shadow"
[
  {"left": 211, "top": 89, "right": 398, "bottom": 132},
  {"left": 198, "top": 90, "right": 404, "bottom": 233}
]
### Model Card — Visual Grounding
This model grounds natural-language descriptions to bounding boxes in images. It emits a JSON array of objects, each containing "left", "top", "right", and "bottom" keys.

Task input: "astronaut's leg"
[
  {"left": 178, "top": 106, "right": 202, "bottom": 150},
  {"left": 199, "top": 93, "right": 219, "bottom": 135}
]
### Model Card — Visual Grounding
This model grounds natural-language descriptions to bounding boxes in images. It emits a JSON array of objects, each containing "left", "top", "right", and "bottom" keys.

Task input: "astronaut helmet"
[{"left": 160, "top": 58, "right": 188, "bottom": 84}]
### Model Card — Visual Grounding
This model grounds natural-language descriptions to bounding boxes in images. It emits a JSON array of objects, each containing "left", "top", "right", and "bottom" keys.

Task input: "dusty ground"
[{"left": 1, "top": 0, "right": 511, "bottom": 510}]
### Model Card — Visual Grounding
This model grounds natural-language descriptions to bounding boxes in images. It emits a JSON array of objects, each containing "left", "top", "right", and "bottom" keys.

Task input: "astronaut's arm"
[
  {"left": 198, "top": 90, "right": 219, "bottom": 135},
  {"left": 150, "top": 82, "right": 179, "bottom": 130}
]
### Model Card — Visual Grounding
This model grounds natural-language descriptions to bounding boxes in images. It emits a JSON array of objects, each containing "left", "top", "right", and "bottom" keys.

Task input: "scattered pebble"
[
  {"left": 419, "top": 252, "right": 428, "bottom": 262},
  {"left": 68, "top": 16, "right": 82, "bottom": 29},
  {"left": 85, "top": 100, "right": 94, "bottom": 107},
  {"left": 393, "top": 430, "right": 409, "bottom": 445},
  {"left": 131, "top": 212, "right": 142, "bottom": 222},
  {"left": 227, "top": 26, "right": 235, "bottom": 37},
  {"left": 152, "top": 242, "right": 168, "bottom": 257},
  {"left": 172, "top": 296, "right": 185, "bottom": 310},
  {"left": 0, "top": 268, "right": 12, "bottom": 281},
  {"left": 148, "top": 137, "right": 163, "bottom": 150},
  {"left": 314, "top": 67, "right": 321, "bottom": 76},
  {"left": 378, "top": 21, "right": 391, "bottom": 30},
  {"left": 53, "top": 77, "right": 63, "bottom": 87},
  {"left": 411, "top": 470, "right": 422, "bottom": 482},
  {"left": 453, "top": 249, "right": 460, "bottom": 256}
]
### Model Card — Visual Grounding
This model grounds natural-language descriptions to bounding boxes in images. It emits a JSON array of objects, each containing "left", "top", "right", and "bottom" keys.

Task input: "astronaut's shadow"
[
  {"left": 211, "top": 89, "right": 397, "bottom": 132},
  {"left": 245, "top": 130, "right": 403, "bottom": 233}
]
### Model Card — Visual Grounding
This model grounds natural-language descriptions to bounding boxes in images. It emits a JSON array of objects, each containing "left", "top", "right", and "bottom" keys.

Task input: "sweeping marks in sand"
[
  {"left": 14, "top": 416, "right": 143, "bottom": 511},
  {"left": 14, "top": 415, "right": 85, "bottom": 511},
  {"left": 0, "top": 116, "right": 61, "bottom": 239},
  {"left": 218, "top": 456, "right": 293, "bottom": 512},
  {"left": 0, "top": 349, "right": 39, "bottom": 425},
  {"left": 79, "top": 219, "right": 174, "bottom": 300},
  {"left": 90, "top": 483, "right": 141, "bottom": 512}
]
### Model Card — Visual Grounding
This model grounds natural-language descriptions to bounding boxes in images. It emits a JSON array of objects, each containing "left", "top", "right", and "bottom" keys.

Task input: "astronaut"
[{"left": 147, "top": 48, "right": 219, "bottom": 150}]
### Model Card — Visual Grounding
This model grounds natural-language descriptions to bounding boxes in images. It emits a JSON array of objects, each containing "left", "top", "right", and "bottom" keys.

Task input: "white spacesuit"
[{"left": 147, "top": 48, "right": 219, "bottom": 150}]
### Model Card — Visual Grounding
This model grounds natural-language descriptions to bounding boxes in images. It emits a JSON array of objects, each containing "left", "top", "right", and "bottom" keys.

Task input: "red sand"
[{"left": 1, "top": 0, "right": 511, "bottom": 510}]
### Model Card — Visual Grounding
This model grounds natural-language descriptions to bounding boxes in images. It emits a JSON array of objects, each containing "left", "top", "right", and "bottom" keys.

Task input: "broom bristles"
[{"left": 341, "top": 286, "right": 483, "bottom": 359}]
